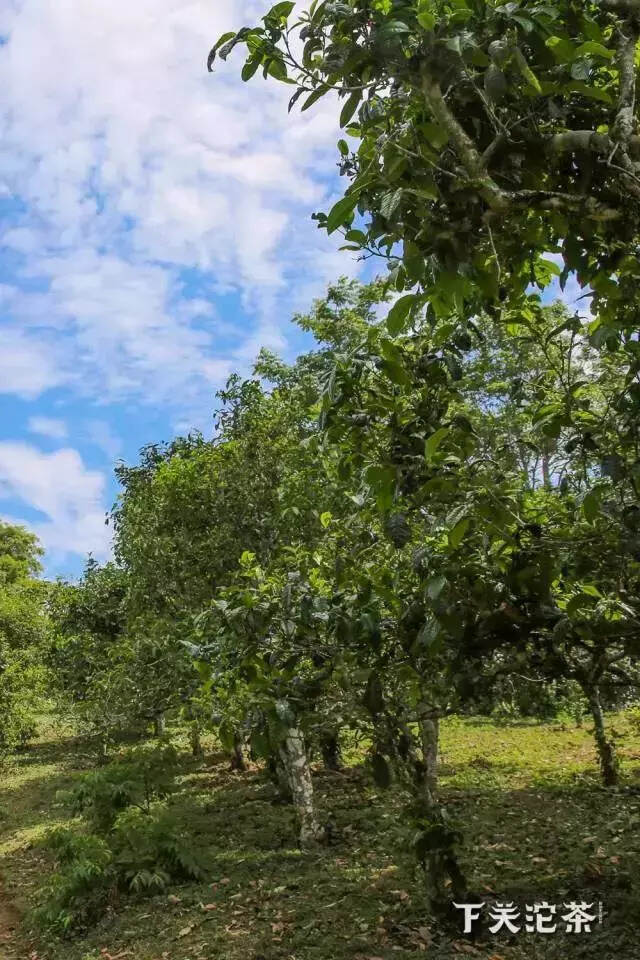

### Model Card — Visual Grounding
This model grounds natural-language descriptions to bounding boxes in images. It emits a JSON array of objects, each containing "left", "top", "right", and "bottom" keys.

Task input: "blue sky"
[{"left": 0, "top": 0, "right": 360, "bottom": 579}]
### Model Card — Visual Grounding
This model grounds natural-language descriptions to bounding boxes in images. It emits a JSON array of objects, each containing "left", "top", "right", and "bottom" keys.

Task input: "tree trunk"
[
  {"left": 321, "top": 730, "right": 343, "bottom": 771},
  {"left": 279, "top": 726, "right": 324, "bottom": 844},
  {"left": 97, "top": 735, "right": 109, "bottom": 763},
  {"left": 230, "top": 732, "right": 246, "bottom": 771},
  {"left": 587, "top": 687, "right": 619, "bottom": 786},
  {"left": 419, "top": 713, "right": 439, "bottom": 806},
  {"left": 189, "top": 722, "right": 203, "bottom": 758},
  {"left": 267, "top": 753, "right": 292, "bottom": 800},
  {"left": 153, "top": 712, "right": 166, "bottom": 737},
  {"left": 415, "top": 708, "right": 466, "bottom": 910}
]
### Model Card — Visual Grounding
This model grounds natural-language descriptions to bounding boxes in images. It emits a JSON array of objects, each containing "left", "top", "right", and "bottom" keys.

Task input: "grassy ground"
[{"left": 1, "top": 713, "right": 639, "bottom": 960}]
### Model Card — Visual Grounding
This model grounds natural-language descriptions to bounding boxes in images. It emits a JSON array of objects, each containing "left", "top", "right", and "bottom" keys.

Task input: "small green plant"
[
  {"left": 64, "top": 742, "right": 179, "bottom": 832},
  {"left": 34, "top": 744, "right": 206, "bottom": 936},
  {"left": 112, "top": 805, "right": 208, "bottom": 891},
  {"left": 33, "top": 829, "right": 116, "bottom": 935}
]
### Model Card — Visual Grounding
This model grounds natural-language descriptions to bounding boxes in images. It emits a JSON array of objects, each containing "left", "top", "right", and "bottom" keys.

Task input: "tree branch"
[
  {"left": 420, "top": 66, "right": 510, "bottom": 213},
  {"left": 613, "top": 19, "right": 639, "bottom": 143},
  {"left": 549, "top": 131, "right": 612, "bottom": 156},
  {"left": 602, "top": 0, "right": 640, "bottom": 15}
]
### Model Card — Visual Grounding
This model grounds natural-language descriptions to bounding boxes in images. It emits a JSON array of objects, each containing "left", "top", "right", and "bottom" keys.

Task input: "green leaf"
[
  {"left": 379, "top": 358, "right": 411, "bottom": 386},
  {"left": 326, "top": 193, "right": 359, "bottom": 234},
  {"left": 320, "top": 511, "right": 332, "bottom": 528},
  {"left": 386, "top": 294, "right": 417, "bottom": 335},
  {"left": 545, "top": 35, "right": 576, "bottom": 63},
  {"left": 218, "top": 720, "right": 235, "bottom": 752},
  {"left": 266, "top": 57, "right": 289, "bottom": 81},
  {"left": 376, "top": 20, "right": 411, "bottom": 40},
  {"left": 380, "top": 188, "right": 403, "bottom": 219},
  {"left": 581, "top": 584, "right": 602, "bottom": 598},
  {"left": 340, "top": 91, "right": 361, "bottom": 127},
  {"left": 196, "top": 660, "right": 212, "bottom": 683},
  {"left": 250, "top": 729, "right": 270, "bottom": 760},
  {"left": 538, "top": 257, "right": 561, "bottom": 276},
  {"left": 448, "top": 515, "right": 471, "bottom": 549},
  {"left": 403, "top": 239, "right": 425, "bottom": 281},
  {"left": 242, "top": 57, "right": 261, "bottom": 81},
  {"left": 421, "top": 122, "right": 449, "bottom": 149},
  {"left": 264, "top": 1, "right": 296, "bottom": 21},
  {"left": 214, "top": 31, "right": 236, "bottom": 50},
  {"left": 567, "top": 81, "right": 612, "bottom": 104},
  {"left": 302, "top": 85, "right": 329, "bottom": 111},
  {"left": 566, "top": 594, "right": 587, "bottom": 617},
  {"left": 575, "top": 41, "right": 613, "bottom": 61},
  {"left": 337, "top": 139, "right": 349, "bottom": 156},
  {"left": 417, "top": 11, "right": 436, "bottom": 29},
  {"left": 533, "top": 402, "right": 562, "bottom": 425},
  {"left": 417, "top": 1, "right": 436, "bottom": 30},
  {"left": 510, "top": 13, "right": 534, "bottom": 31},
  {"left": 514, "top": 47, "right": 542, "bottom": 93},
  {"left": 213, "top": 34, "right": 242, "bottom": 65},
  {"left": 365, "top": 465, "right": 396, "bottom": 512},
  {"left": 426, "top": 574, "right": 447, "bottom": 600},
  {"left": 210, "top": 31, "right": 235, "bottom": 59},
  {"left": 417, "top": 616, "right": 440, "bottom": 648},
  {"left": 582, "top": 490, "right": 600, "bottom": 524},
  {"left": 425, "top": 427, "right": 449, "bottom": 461}
]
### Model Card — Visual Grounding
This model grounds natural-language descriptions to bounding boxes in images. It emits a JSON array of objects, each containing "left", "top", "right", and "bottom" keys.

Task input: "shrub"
[
  {"left": 65, "top": 743, "right": 179, "bottom": 832},
  {"left": 34, "top": 744, "right": 207, "bottom": 937},
  {"left": 33, "top": 829, "right": 116, "bottom": 935},
  {"left": 112, "top": 805, "right": 208, "bottom": 892}
]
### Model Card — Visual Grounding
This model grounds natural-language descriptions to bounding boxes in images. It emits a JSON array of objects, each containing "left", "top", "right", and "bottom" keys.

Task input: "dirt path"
[{"left": 0, "top": 878, "right": 21, "bottom": 959}]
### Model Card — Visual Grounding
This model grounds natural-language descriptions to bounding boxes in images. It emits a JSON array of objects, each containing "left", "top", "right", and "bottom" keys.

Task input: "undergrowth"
[{"left": 32, "top": 742, "right": 208, "bottom": 936}]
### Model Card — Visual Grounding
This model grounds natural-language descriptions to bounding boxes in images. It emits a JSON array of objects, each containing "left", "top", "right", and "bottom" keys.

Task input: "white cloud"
[
  {"left": 11, "top": 251, "right": 233, "bottom": 409},
  {"left": 0, "top": 0, "right": 357, "bottom": 418},
  {"left": 28, "top": 416, "right": 68, "bottom": 440},
  {"left": 84, "top": 419, "right": 122, "bottom": 461},
  {"left": 0, "top": 327, "right": 65, "bottom": 399},
  {"left": 0, "top": 442, "right": 111, "bottom": 561}
]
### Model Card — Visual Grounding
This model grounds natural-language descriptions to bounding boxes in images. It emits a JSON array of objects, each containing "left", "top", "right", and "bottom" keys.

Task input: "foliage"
[
  {"left": 49, "top": 561, "right": 199, "bottom": 749},
  {"left": 210, "top": 0, "right": 640, "bottom": 789},
  {"left": 212, "top": 0, "right": 640, "bottom": 410},
  {"left": 64, "top": 743, "right": 180, "bottom": 832},
  {"left": 34, "top": 828, "right": 116, "bottom": 936},
  {"left": 0, "top": 521, "right": 49, "bottom": 757},
  {"left": 34, "top": 745, "right": 205, "bottom": 936}
]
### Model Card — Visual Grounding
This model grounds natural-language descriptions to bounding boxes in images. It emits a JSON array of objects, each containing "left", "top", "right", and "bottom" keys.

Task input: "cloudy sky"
[{"left": 0, "top": 0, "right": 358, "bottom": 577}]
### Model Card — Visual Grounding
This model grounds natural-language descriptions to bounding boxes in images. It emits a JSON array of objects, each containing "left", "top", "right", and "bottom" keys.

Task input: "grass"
[{"left": 1, "top": 713, "right": 639, "bottom": 960}]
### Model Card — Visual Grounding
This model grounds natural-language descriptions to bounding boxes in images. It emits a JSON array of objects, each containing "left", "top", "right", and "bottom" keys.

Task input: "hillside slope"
[{"left": 1, "top": 715, "right": 639, "bottom": 960}]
